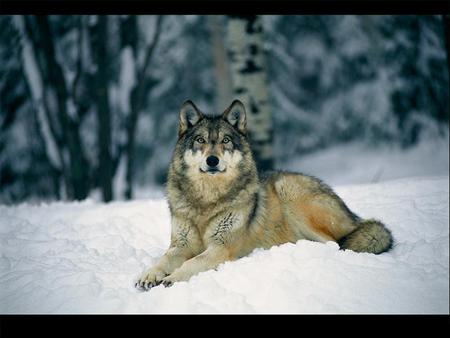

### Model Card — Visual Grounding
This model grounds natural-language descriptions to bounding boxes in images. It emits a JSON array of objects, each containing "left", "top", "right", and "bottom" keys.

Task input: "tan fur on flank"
[{"left": 136, "top": 100, "right": 394, "bottom": 290}]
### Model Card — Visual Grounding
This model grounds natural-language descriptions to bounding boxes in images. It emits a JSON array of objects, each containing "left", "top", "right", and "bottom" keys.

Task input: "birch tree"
[
  {"left": 208, "top": 15, "right": 233, "bottom": 112},
  {"left": 226, "top": 15, "right": 274, "bottom": 172}
]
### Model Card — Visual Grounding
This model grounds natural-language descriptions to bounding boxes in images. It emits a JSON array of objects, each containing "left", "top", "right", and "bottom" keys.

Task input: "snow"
[{"left": 0, "top": 173, "right": 448, "bottom": 313}]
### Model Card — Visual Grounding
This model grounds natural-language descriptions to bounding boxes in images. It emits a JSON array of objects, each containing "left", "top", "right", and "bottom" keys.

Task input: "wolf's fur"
[{"left": 136, "top": 100, "right": 394, "bottom": 290}]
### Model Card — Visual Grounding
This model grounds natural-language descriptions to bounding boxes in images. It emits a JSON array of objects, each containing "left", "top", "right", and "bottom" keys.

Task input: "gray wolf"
[{"left": 136, "top": 99, "right": 393, "bottom": 290}]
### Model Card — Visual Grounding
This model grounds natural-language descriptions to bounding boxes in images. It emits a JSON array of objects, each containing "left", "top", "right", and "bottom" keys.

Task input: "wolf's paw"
[
  {"left": 135, "top": 267, "right": 167, "bottom": 291},
  {"left": 160, "top": 275, "right": 176, "bottom": 288},
  {"left": 160, "top": 271, "right": 189, "bottom": 287},
  {"left": 162, "top": 279, "right": 174, "bottom": 288}
]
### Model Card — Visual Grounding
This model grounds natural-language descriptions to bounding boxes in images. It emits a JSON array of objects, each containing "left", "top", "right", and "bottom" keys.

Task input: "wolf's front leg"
[
  {"left": 160, "top": 211, "right": 246, "bottom": 286},
  {"left": 136, "top": 217, "right": 203, "bottom": 290},
  {"left": 160, "top": 245, "right": 233, "bottom": 286}
]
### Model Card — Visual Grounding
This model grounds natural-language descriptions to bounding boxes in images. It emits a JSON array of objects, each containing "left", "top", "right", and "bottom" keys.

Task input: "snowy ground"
[
  {"left": 0, "top": 176, "right": 448, "bottom": 314},
  {"left": 0, "top": 137, "right": 448, "bottom": 314}
]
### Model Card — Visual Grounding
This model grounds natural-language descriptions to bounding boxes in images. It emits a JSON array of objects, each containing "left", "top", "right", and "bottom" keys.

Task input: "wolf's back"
[{"left": 338, "top": 219, "right": 393, "bottom": 254}]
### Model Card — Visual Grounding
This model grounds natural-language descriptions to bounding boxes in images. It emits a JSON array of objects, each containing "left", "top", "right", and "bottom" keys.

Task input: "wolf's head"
[
  {"left": 168, "top": 99, "right": 258, "bottom": 203},
  {"left": 173, "top": 99, "right": 256, "bottom": 181},
  {"left": 176, "top": 99, "right": 249, "bottom": 175}
]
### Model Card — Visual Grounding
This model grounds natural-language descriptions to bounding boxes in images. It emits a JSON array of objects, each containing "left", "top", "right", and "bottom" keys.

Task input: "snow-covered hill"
[{"left": 0, "top": 176, "right": 448, "bottom": 314}]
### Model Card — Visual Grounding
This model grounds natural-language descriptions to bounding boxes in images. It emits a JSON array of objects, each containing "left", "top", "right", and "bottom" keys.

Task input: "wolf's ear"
[
  {"left": 222, "top": 99, "right": 247, "bottom": 134},
  {"left": 179, "top": 100, "right": 203, "bottom": 136}
]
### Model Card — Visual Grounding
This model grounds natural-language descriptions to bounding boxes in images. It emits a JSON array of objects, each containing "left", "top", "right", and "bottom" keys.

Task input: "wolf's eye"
[
  {"left": 196, "top": 137, "right": 205, "bottom": 143},
  {"left": 222, "top": 137, "right": 230, "bottom": 144}
]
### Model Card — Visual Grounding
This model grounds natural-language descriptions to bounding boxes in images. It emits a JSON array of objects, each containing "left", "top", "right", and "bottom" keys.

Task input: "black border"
[
  {"left": 0, "top": 315, "right": 450, "bottom": 338},
  {"left": 0, "top": 314, "right": 449, "bottom": 335},
  {"left": 0, "top": 0, "right": 449, "bottom": 15}
]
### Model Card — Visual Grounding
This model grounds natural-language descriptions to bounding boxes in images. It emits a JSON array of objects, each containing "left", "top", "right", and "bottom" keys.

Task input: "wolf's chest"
[
  {"left": 180, "top": 204, "right": 241, "bottom": 246},
  {"left": 190, "top": 212, "right": 214, "bottom": 235}
]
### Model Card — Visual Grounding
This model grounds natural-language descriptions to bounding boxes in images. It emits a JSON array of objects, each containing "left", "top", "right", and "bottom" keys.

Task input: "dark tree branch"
[
  {"left": 94, "top": 15, "right": 113, "bottom": 202},
  {"left": 21, "top": 15, "right": 70, "bottom": 195},
  {"left": 31, "top": 15, "right": 90, "bottom": 200},
  {"left": 125, "top": 15, "right": 164, "bottom": 199},
  {"left": 23, "top": 16, "right": 63, "bottom": 145},
  {"left": 71, "top": 16, "right": 84, "bottom": 119},
  {"left": 443, "top": 15, "right": 450, "bottom": 84},
  {"left": 135, "top": 15, "right": 164, "bottom": 111}
]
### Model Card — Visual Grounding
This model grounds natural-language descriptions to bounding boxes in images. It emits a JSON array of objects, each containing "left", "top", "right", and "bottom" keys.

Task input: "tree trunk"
[
  {"left": 225, "top": 15, "right": 274, "bottom": 172},
  {"left": 208, "top": 15, "right": 233, "bottom": 112},
  {"left": 125, "top": 16, "right": 163, "bottom": 200},
  {"left": 443, "top": 15, "right": 450, "bottom": 83},
  {"left": 124, "top": 88, "right": 138, "bottom": 200},
  {"left": 29, "top": 16, "right": 91, "bottom": 200},
  {"left": 15, "top": 15, "right": 67, "bottom": 198},
  {"left": 94, "top": 15, "right": 113, "bottom": 202},
  {"left": 31, "top": 102, "right": 62, "bottom": 199}
]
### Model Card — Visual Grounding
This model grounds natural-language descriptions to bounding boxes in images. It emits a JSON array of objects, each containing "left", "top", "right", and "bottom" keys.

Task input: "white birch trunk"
[
  {"left": 208, "top": 15, "right": 233, "bottom": 112},
  {"left": 226, "top": 15, "right": 274, "bottom": 171}
]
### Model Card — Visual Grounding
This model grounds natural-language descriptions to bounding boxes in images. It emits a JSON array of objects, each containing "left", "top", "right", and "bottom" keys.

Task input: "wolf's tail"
[{"left": 338, "top": 219, "right": 393, "bottom": 254}]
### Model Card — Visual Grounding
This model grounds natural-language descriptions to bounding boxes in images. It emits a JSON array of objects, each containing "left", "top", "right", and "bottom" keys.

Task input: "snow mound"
[{"left": 0, "top": 177, "right": 448, "bottom": 313}]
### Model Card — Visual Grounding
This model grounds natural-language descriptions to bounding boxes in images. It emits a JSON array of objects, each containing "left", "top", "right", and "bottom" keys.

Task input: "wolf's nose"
[{"left": 206, "top": 155, "right": 219, "bottom": 167}]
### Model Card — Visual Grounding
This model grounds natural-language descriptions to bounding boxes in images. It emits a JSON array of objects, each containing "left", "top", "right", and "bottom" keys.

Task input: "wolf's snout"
[{"left": 206, "top": 155, "right": 219, "bottom": 167}]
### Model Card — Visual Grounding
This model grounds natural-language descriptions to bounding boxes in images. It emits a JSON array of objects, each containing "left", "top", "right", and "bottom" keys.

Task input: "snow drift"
[{"left": 0, "top": 176, "right": 448, "bottom": 314}]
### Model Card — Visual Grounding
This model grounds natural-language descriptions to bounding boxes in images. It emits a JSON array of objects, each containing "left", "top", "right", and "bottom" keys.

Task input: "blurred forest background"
[{"left": 0, "top": 15, "right": 449, "bottom": 203}]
